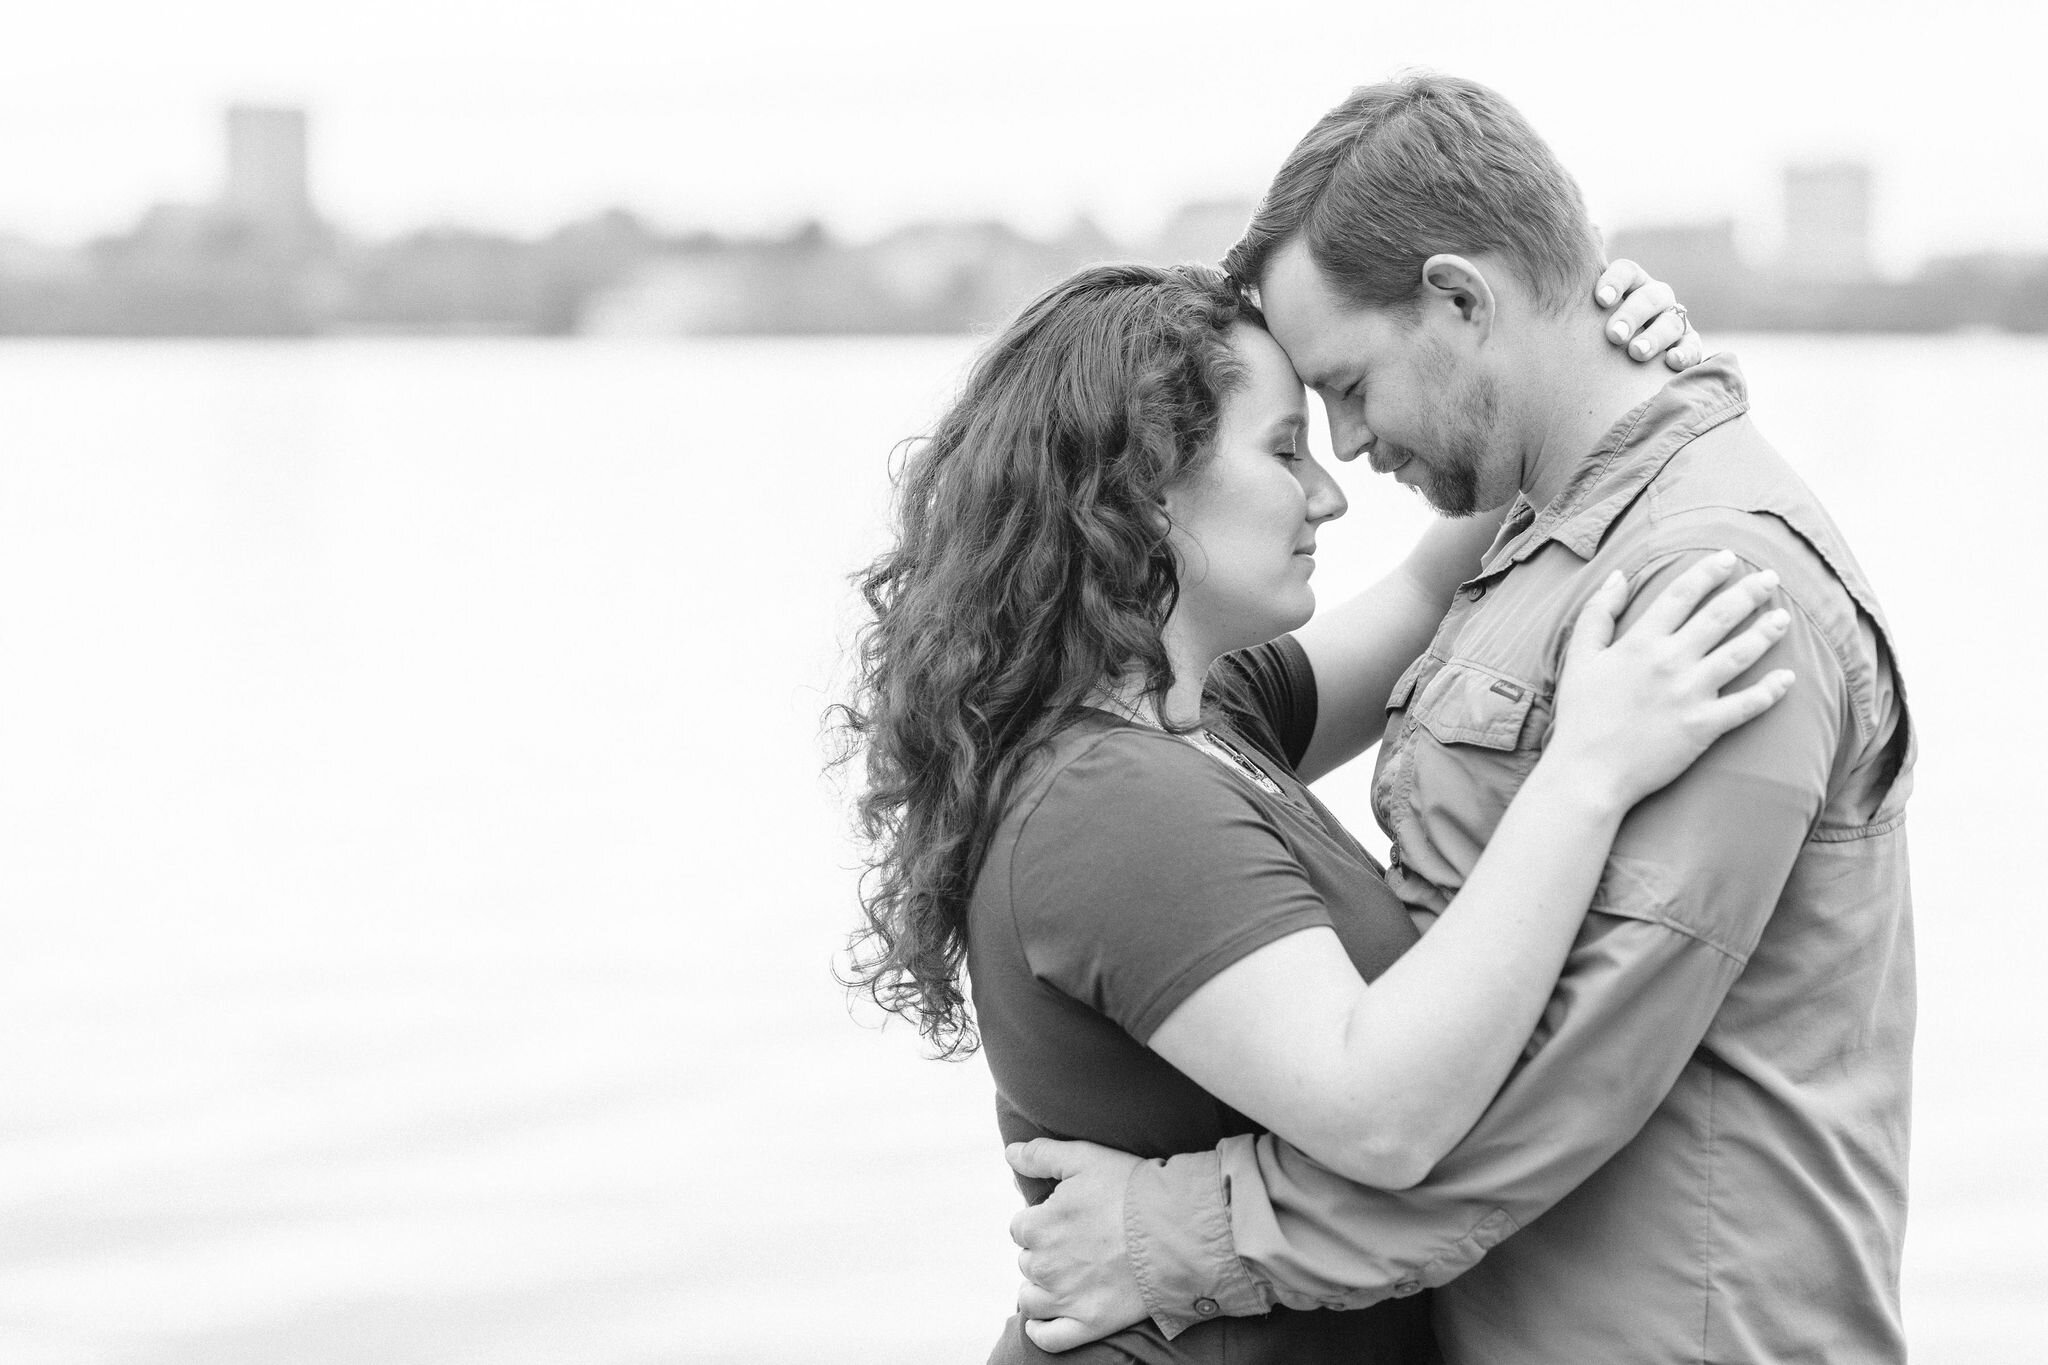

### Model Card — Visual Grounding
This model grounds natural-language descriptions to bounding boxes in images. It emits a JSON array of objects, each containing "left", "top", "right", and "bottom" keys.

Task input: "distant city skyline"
[{"left": 1, "top": 0, "right": 2043, "bottom": 274}]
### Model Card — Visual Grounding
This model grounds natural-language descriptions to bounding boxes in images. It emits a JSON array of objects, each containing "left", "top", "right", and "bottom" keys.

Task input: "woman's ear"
[{"left": 1419, "top": 254, "right": 1496, "bottom": 332}]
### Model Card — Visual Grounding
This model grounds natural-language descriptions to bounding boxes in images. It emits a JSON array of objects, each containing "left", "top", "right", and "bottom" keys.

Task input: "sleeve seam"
[
  {"left": 1588, "top": 906, "right": 1751, "bottom": 968},
  {"left": 1124, "top": 913, "right": 1331, "bottom": 1044}
]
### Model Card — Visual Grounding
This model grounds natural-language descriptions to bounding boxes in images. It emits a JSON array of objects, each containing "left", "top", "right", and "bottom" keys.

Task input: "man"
[{"left": 1006, "top": 74, "right": 1914, "bottom": 1363}]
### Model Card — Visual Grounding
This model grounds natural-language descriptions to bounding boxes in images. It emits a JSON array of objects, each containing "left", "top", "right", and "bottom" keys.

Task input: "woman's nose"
[{"left": 1306, "top": 459, "right": 1348, "bottom": 524}]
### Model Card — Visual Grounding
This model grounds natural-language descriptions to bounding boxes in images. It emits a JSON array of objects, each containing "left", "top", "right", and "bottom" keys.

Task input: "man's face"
[{"left": 1258, "top": 239, "right": 1512, "bottom": 517}]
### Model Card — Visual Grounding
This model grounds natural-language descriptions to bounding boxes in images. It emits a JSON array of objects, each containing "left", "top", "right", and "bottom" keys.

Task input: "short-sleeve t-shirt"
[
  {"left": 966, "top": 639, "right": 1436, "bottom": 1361},
  {"left": 968, "top": 636, "right": 1420, "bottom": 1166}
]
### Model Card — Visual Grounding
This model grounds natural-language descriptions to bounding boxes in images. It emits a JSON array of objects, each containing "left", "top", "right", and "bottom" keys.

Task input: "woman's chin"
[{"left": 1270, "top": 593, "right": 1317, "bottom": 639}]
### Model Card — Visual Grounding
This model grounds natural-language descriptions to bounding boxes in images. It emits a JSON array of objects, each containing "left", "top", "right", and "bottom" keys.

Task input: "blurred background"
[{"left": 1, "top": 1, "right": 2042, "bottom": 1360}]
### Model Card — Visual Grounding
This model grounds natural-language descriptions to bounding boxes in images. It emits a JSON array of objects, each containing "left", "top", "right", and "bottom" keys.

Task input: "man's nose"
[{"left": 1326, "top": 405, "right": 1371, "bottom": 462}]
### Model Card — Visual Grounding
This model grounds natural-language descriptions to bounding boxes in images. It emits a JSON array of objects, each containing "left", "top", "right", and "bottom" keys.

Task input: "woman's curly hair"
[{"left": 834, "top": 262, "right": 1261, "bottom": 1056}]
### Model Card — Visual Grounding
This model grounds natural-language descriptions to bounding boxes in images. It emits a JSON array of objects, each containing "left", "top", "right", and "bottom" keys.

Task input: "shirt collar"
[{"left": 1496, "top": 354, "right": 1753, "bottom": 567}]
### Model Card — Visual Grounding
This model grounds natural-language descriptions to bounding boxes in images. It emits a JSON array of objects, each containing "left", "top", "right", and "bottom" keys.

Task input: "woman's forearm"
[
  {"left": 1147, "top": 746, "right": 1628, "bottom": 1191},
  {"left": 1325, "top": 751, "right": 1623, "bottom": 1185},
  {"left": 1292, "top": 507, "right": 1509, "bottom": 780},
  {"left": 1400, "top": 507, "right": 1508, "bottom": 611}
]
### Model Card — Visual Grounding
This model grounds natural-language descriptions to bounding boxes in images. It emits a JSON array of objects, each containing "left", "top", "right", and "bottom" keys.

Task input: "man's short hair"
[{"left": 1225, "top": 73, "right": 1603, "bottom": 315}]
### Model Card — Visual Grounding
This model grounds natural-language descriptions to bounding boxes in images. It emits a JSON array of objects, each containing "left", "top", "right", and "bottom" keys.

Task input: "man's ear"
[{"left": 1419, "top": 254, "right": 1496, "bottom": 333}]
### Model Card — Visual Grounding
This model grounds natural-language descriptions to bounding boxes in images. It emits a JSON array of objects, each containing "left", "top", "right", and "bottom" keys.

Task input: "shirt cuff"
[{"left": 1124, "top": 1140, "right": 1272, "bottom": 1338}]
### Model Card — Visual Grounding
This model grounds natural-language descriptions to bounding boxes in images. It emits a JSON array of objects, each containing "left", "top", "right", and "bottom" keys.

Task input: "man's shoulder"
[
  {"left": 1621, "top": 414, "right": 1908, "bottom": 762},
  {"left": 1631, "top": 413, "right": 1884, "bottom": 620},
  {"left": 1645, "top": 411, "right": 1815, "bottom": 523}
]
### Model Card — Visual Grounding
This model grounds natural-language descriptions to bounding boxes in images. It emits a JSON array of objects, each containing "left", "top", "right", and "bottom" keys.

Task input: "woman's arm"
[
  {"left": 1148, "top": 554, "right": 1791, "bottom": 1189},
  {"left": 1292, "top": 259, "right": 1702, "bottom": 783},
  {"left": 1292, "top": 512, "right": 1504, "bottom": 782}
]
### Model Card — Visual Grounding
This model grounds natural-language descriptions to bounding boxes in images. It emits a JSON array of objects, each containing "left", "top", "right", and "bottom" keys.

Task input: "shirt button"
[
  {"left": 1193, "top": 1297, "right": 1219, "bottom": 1317},
  {"left": 1394, "top": 1279, "right": 1422, "bottom": 1297}
]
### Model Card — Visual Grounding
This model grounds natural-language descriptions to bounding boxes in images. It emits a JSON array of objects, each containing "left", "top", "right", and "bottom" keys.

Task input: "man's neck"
[{"left": 1516, "top": 318, "right": 1678, "bottom": 512}]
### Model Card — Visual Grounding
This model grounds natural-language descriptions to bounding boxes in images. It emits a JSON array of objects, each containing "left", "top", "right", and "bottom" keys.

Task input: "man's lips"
[{"left": 1369, "top": 447, "right": 1411, "bottom": 476}]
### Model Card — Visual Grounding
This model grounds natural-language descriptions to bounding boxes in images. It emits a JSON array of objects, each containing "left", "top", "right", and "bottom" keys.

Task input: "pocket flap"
[
  {"left": 1413, "top": 661, "right": 1537, "bottom": 750},
  {"left": 1386, "top": 653, "right": 1431, "bottom": 713}
]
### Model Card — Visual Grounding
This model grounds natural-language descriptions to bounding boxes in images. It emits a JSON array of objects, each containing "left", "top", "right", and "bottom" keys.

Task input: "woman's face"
[{"left": 1161, "top": 324, "right": 1348, "bottom": 659}]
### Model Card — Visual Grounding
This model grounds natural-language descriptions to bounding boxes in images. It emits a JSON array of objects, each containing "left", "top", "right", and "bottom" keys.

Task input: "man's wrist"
[{"left": 1124, "top": 1143, "right": 1272, "bottom": 1337}]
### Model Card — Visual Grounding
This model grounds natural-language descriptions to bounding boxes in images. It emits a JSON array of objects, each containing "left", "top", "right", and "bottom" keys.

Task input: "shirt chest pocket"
[
  {"left": 1394, "top": 657, "right": 1548, "bottom": 753},
  {"left": 1377, "top": 656, "right": 1553, "bottom": 911}
]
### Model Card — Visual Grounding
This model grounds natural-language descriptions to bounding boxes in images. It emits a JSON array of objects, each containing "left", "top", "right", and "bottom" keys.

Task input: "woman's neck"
[{"left": 1094, "top": 627, "right": 1215, "bottom": 729}]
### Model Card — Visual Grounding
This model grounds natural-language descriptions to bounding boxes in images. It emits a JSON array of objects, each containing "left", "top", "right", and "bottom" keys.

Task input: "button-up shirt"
[{"left": 1122, "top": 356, "right": 1915, "bottom": 1364}]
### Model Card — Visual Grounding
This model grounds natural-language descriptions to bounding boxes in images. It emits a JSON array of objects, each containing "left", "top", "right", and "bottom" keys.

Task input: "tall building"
[
  {"left": 222, "top": 104, "right": 312, "bottom": 236},
  {"left": 1781, "top": 161, "right": 1873, "bottom": 282}
]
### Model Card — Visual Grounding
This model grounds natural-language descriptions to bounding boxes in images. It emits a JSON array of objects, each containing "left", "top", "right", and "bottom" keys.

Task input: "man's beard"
[{"left": 1390, "top": 369, "right": 1500, "bottom": 518}]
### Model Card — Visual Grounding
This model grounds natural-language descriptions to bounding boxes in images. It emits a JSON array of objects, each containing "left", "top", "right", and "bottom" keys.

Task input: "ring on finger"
[{"left": 1667, "top": 302, "right": 1690, "bottom": 329}]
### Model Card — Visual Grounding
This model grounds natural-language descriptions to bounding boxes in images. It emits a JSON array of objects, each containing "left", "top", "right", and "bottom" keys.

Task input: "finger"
[
  {"left": 1024, "top": 1316, "right": 1100, "bottom": 1353},
  {"left": 1663, "top": 324, "right": 1708, "bottom": 372},
  {"left": 1672, "top": 568, "right": 1780, "bottom": 653},
  {"left": 1700, "top": 668, "right": 1796, "bottom": 732},
  {"left": 1593, "top": 257, "right": 1649, "bottom": 308},
  {"left": 1624, "top": 306, "right": 1689, "bottom": 363},
  {"left": 1630, "top": 550, "right": 1741, "bottom": 637},
  {"left": 1006, "top": 1139, "right": 1086, "bottom": 1181},
  {"left": 1606, "top": 278, "right": 1676, "bottom": 347},
  {"left": 1008, "top": 1205, "right": 1039, "bottom": 1248},
  {"left": 1018, "top": 1279, "right": 1065, "bottom": 1319},
  {"left": 1564, "top": 570, "right": 1628, "bottom": 661},
  {"left": 1018, "top": 1246, "right": 1036, "bottom": 1279},
  {"left": 1698, "top": 607, "right": 1792, "bottom": 686}
]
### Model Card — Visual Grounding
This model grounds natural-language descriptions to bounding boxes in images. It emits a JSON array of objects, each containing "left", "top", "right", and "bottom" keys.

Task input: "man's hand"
[{"left": 1005, "top": 1139, "right": 1149, "bottom": 1352}]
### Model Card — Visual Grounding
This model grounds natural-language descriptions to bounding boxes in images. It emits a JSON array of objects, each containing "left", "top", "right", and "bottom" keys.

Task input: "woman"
[{"left": 837, "top": 263, "right": 1789, "bottom": 1363}]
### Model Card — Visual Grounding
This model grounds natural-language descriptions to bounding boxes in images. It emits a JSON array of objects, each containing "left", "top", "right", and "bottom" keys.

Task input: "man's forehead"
[{"left": 1258, "top": 240, "right": 1367, "bottom": 384}]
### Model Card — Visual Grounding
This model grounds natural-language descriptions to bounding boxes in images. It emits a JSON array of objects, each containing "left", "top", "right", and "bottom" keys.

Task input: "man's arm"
[{"left": 1010, "top": 544, "right": 1848, "bottom": 1344}]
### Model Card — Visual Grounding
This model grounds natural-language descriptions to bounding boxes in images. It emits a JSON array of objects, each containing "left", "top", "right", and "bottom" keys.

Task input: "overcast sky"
[{"left": 2, "top": 0, "right": 2041, "bottom": 271}]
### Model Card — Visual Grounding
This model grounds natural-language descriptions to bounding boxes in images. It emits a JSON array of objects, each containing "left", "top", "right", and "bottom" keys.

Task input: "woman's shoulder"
[
  {"left": 1014, "top": 713, "right": 1262, "bottom": 840},
  {"left": 1213, "top": 635, "right": 1318, "bottom": 770}
]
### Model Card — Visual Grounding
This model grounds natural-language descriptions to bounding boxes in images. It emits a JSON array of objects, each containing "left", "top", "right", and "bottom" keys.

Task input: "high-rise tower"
[{"left": 222, "top": 104, "right": 312, "bottom": 236}]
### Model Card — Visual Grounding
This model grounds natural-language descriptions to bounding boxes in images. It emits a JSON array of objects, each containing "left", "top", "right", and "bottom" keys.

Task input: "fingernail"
[
  {"left": 1755, "top": 569, "right": 1779, "bottom": 588},
  {"left": 1598, "top": 287, "right": 1618, "bottom": 305},
  {"left": 1632, "top": 340, "right": 1650, "bottom": 357},
  {"left": 1610, "top": 322, "right": 1628, "bottom": 340},
  {"left": 1767, "top": 608, "right": 1790, "bottom": 627},
  {"left": 1713, "top": 549, "right": 1738, "bottom": 565}
]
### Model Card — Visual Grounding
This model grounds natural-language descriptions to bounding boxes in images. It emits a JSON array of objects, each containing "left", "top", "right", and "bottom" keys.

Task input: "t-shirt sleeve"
[
  {"left": 1213, "top": 635, "right": 1319, "bottom": 770},
  {"left": 1007, "top": 729, "right": 1332, "bottom": 1044}
]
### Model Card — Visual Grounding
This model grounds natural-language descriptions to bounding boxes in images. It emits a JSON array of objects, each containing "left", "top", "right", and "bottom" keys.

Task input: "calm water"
[{"left": 0, "top": 335, "right": 2041, "bottom": 1362}]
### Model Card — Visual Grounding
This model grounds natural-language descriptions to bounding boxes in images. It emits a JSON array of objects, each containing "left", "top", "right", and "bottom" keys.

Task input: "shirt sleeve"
[
  {"left": 1010, "top": 728, "right": 1333, "bottom": 1045},
  {"left": 1119, "top": 548, "right": 1854, "bottom": 1335},
  {"left": 1212, "top": 635, "right": 1319, "bottom": 771}
]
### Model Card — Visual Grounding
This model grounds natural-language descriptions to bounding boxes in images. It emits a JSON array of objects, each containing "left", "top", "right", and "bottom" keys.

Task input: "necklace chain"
[
  {"left": 1096, "top": 701, "right": 1286, "bottom": 797},
  {"left": 1141, "top": 719, "right": 1284, "bottom": 797}
]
